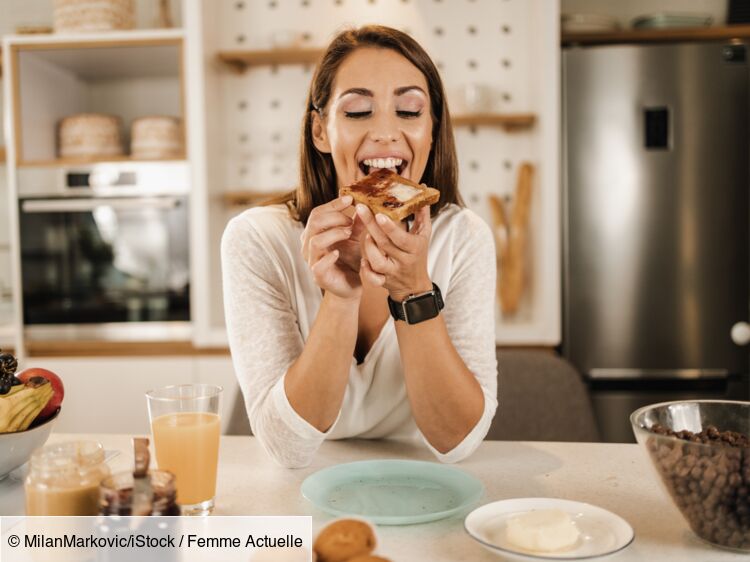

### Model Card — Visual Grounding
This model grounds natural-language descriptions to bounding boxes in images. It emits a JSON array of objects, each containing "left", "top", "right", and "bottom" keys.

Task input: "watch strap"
[{"left": 388, "top": 283, "right": 444, "bottom": 323}]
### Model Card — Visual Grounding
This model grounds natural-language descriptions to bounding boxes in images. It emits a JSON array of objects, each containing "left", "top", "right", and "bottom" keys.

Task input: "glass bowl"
[{"left": 631, "top": 400, "right": 750, "bottom": 551}]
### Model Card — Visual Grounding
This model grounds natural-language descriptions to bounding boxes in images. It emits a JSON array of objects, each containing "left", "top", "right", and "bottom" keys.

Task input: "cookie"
[{"left": 313, "top": 519, "right": 376, "bottom": 562}]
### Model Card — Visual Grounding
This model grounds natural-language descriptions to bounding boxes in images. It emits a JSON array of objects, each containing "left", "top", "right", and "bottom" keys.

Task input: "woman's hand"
[
  {"left": 356, "top": 204, "right": 433, "bottom": 301},
  {"left": 301, "top": 196, "right": 362, "bottom": 300}
]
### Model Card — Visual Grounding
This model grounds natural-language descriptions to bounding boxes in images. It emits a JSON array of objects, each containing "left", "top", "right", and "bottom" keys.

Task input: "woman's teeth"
[{"left": 362, "top": 157, "right": 404, "bottom": 174}]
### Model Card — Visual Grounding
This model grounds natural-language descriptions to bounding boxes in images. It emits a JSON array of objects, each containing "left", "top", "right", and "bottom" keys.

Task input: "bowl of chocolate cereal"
[{"left": 631, "top": 400, "right": 750, "bottom": 551}]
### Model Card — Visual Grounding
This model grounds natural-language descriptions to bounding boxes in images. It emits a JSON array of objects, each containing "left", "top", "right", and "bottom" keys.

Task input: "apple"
[{"left": 17, "top": 367, "right": 64, "bottom": 422}]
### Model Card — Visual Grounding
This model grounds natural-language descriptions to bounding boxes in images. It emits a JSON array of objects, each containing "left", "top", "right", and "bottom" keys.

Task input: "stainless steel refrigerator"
[{"left": 563, "top": 42, "right": 750, "bottom": 442}]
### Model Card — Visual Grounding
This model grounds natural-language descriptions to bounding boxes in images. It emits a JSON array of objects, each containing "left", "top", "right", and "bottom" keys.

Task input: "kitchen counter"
[{"left": 3, "top": 434, "right": 748, "bottom": 561}]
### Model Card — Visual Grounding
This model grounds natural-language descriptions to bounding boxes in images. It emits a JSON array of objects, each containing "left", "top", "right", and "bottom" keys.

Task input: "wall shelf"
[
  {"left": 18, "top": 155, "right": 187, "bottom": 168},
  {"left": 217, "top": 48, "right": 323, "bottom": 72},
  {"left": 562, "top": 24, "right": 750, "bottom": 46},
  {"left": 452, "top": 113, "right": 536, "bottom": 131}
]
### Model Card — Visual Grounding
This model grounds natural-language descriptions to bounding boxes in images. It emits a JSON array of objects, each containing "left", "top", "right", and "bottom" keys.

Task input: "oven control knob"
[{"left": 731, "top": 322, "right": 750, "bottom": 346}]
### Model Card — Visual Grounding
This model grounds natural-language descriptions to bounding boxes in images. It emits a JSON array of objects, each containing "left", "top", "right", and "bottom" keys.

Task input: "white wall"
[
  {"left": 34, "top": 355, "right": 240, "bottom": 434},
  {"left": 561, "top": 0, "right": 728, "bottom": 28},
  {"left": 198, "top": 0, "right": 562, "bottom": 345}
]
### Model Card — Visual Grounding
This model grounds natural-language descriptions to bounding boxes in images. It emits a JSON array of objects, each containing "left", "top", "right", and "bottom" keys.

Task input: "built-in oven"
[{"left": 18, "top": 162, "right": 190, "bottom": 341}]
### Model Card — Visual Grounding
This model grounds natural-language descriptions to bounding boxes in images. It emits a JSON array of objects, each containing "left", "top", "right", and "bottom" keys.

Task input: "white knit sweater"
[{"left": 221, "top": 203, "right": 498, "bottom": 468}]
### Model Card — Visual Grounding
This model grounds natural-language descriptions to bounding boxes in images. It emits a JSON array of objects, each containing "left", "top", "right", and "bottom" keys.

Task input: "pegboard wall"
[
  {"left": 218, "top": 0, "right": 534, "bottom": 203},
  {"left": 201, "top": 0, "right": 560, "bottom": 343}
]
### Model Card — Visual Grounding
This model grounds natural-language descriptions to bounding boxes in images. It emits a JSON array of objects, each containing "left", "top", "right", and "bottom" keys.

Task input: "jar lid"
[{"left": 30, "top": 440, "right": 105, "bottom": 472}]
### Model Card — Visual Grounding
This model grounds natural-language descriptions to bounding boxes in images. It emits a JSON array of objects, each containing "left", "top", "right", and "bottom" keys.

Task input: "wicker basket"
[
  {"left": 54, "top": 0, "right": 135, "bottom": 33},
  {"left": 131, "top": 116, "right": 184, "bottom": 159},
  {"left": 59, "top": 113, "right": 124, "bottom": 158}
]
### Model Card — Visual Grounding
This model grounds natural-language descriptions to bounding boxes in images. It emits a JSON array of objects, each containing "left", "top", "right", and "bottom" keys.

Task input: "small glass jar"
[
  {"left": 99, "top": 470, "right": 180, "bottom": 515},
  {"left": 25, "top": 441, "right": 110, "bottom": 516}
]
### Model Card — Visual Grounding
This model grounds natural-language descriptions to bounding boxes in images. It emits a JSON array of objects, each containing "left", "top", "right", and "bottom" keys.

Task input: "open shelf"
[
  {"left": 223, "top": 190, "right": 290, "bottom": 207},
  {"left": 562, "top": 24, "right": 750, "bottom": 46},
  {"left": 19, "top": 155, "right": 186, "bottom": 168},
  {"left": 452, "top": 113, "right": 536, "bottom": 131},
  {"left": 217, "top": 48, "right": 324, "bottom": 72},
  {"left": 7, "top": 34, "right": 185, "bottom": 165},
  {"left": 9, "top": 34, "right": 183, "bottom": 80}
]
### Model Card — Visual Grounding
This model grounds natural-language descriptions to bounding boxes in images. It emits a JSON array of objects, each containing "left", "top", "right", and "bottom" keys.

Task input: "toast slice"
[{"left": 340, "top": 169, "right": 441, "bottom": 221}]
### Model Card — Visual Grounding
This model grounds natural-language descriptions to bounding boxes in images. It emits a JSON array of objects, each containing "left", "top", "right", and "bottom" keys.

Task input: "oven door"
[{"left": 19, "top": 195, "right": 190, "bottom": 330}]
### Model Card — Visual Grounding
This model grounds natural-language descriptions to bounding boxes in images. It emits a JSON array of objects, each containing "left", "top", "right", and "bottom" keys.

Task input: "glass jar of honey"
[{"left": 25, "top": 441, "right": 109, "bottom": 516}]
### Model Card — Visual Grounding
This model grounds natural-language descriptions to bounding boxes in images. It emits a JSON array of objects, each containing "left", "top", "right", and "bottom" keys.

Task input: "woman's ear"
[{"left": 311, "top": 111, "right": 331, "bottom": 153}]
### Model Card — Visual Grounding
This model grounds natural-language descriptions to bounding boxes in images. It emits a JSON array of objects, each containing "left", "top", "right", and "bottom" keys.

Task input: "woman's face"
[{"left": 312, "top": 47, "right": 434, "bottom": 189}]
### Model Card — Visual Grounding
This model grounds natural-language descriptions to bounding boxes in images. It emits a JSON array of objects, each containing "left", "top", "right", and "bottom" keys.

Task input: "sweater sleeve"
[
  {"left": 221, "top": 213, "right": 336, "bottom": 468},
  {"left": 420, "top": 210, "right": 499, "bottom": 463}
]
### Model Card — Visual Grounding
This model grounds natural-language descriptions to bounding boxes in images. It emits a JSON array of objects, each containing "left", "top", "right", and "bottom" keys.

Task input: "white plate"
[{"left": 464, "top": 498, "right": 634, "bottom": 560}]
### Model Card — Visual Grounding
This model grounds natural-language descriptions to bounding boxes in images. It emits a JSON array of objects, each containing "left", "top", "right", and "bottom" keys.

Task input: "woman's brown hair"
[{"left": 277, "top": 25, "right": 461, "bottom": 224}]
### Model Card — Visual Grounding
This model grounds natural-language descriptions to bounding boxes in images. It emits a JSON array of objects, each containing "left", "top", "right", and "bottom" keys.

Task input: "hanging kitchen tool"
[{"left": 489, "top": 162, "right": 533, "bottom": 316}]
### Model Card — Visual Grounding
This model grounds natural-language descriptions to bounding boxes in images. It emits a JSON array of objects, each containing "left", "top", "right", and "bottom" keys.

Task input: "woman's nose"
[{"left": 368, "top": 114, "right": 400, "bottom": 143}]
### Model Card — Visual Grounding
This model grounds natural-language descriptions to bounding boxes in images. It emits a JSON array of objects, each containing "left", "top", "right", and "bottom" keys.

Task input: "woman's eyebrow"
[
  {"left": 395, "top": 85, "right": 426, "bottom": 96},
  {"left": 338, "top": 86, "right": 426, "bottom": 99},
  {"left": 339, "top": 87, "right": 373, "bottom": 99}
]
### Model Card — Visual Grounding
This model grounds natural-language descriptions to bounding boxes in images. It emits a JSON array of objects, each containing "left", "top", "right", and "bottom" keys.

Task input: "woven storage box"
[
  {"left": 59, "top": 113, "right": 124, "bottom": 158},
  {"left": 54, "top": 0, "right": 135, "bottom": 33},
  {"left": 131, "top": 116, "right": 184, "bottom": 159}
]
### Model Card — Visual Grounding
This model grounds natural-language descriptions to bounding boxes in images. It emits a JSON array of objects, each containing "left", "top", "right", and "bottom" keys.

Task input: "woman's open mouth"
[{"left": 359, "top": 157, "right": 408, "bottom": 176}]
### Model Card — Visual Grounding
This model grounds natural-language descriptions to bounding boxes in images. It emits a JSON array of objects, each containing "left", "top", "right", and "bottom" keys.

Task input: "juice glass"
[{"left": 146, "top": 384, "right": 222, "bottom": 515}]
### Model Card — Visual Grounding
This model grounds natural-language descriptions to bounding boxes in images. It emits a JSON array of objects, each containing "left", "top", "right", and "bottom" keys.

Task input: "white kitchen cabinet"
[
  {"left": 191, "top": 355, "right": 242, "bottom": 435},
  {"left": 31, "top": 356, "right": 199, "bottom": 434},
  {"left": 27, "top": 355, "right": 243, "bottom": 434}
]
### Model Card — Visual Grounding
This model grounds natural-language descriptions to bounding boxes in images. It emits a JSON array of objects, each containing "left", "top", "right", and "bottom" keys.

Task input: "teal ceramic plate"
[{"left": 301, "top": 459, "right": 484, "bottom": 525}]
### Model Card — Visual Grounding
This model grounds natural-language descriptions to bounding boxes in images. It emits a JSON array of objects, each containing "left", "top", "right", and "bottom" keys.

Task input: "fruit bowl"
[
  {"left": 631, "top": 400, "right": 750, "bottom": 551},
  {"left": 0, "top": 408, "right": 59, "bottom": 480}
]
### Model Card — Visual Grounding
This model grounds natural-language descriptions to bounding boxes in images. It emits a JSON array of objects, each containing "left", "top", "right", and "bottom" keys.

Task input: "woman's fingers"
[
  {"left": 356, "top": 205, "right": 408, "bottom": 259},
  {"left": 308, "top": 226, "right": 352, "bottom": 262},
  {"left": 375, "top": 212, "right": 421, "bottom": 253},
  {"left": 310, "top": 249, "right": 340, "bottom": 284},
  {"left": 363, "top": 234, "right": 394, "bottom": 274},
  {"left": 409, "top": 205, "right": 432, "bottom": 238},
  {"left": 314, "top": 194, "right": 353, "bottom": 214},
  {"left": 302, "top": 196, "right": 354, "bottom": 259},
  {"left": 360, "top": 258, "right": 385, "bottom": 287},
  {"left": 309, "top": 208, "right": 353, "bottom": 232}
]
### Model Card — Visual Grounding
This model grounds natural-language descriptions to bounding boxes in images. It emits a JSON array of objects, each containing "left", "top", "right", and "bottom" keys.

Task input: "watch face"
[{"left": 405, "top": 292, "right": 439, "bottom": 324}]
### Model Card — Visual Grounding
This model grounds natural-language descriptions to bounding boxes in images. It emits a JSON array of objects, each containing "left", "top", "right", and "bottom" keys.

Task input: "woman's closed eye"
[
  {"left": 344, "top": 110, "right": 372, "bottom": 119},
  {"left": 344, "top": 110, "right": 423, "bottom": 119}
]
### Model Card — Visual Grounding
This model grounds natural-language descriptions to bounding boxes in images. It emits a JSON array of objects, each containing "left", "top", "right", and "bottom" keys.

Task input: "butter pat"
[
  {"left": 388, "top": 183, "right": 420, "bottom": 202},
  {"left": 505, "top": 509, "right": 580, "bottom": 553}
]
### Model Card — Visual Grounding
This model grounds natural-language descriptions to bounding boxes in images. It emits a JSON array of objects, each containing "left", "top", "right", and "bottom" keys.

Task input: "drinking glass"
[{"left": 146, "top": 384, "right": 222, "bottom": 515}]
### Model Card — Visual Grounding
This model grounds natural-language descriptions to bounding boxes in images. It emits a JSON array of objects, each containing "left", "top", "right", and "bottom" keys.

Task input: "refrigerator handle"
[{"left": 731, "top": 322, "right": 750, "bottom": 346}]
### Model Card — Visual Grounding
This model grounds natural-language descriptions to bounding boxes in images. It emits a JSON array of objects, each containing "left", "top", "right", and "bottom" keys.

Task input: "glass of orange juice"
[{"left": 146, "top": 384, "right": 222, "bottom": 515}]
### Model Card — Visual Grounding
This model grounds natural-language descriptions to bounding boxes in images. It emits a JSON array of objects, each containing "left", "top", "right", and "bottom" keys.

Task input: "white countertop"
[{"left": 2, "top": 434, "right": 747, "bottom": 561}]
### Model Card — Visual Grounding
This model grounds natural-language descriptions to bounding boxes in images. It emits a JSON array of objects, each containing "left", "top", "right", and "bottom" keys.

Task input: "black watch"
[{"left": 388, "top": 283, "right": 444, "bottom": 324}]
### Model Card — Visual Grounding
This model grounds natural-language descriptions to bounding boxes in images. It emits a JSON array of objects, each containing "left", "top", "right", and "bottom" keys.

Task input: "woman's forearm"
[
  {"left": 395, "top": 315, "right": 485, "bottom": 453},
  {"left": 284, "top": 292, "right": 358, "bottom": 432}
]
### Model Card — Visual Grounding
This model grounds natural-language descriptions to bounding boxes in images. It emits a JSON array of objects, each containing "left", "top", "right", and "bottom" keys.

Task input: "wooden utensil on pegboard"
[{"left": 489, "top": 162, "right": 533, "bottom": 316}]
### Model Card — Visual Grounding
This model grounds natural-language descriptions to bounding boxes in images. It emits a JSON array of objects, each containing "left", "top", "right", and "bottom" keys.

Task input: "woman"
[{"left": 221, "top": 25, "right": 497, "bottom": 468}]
